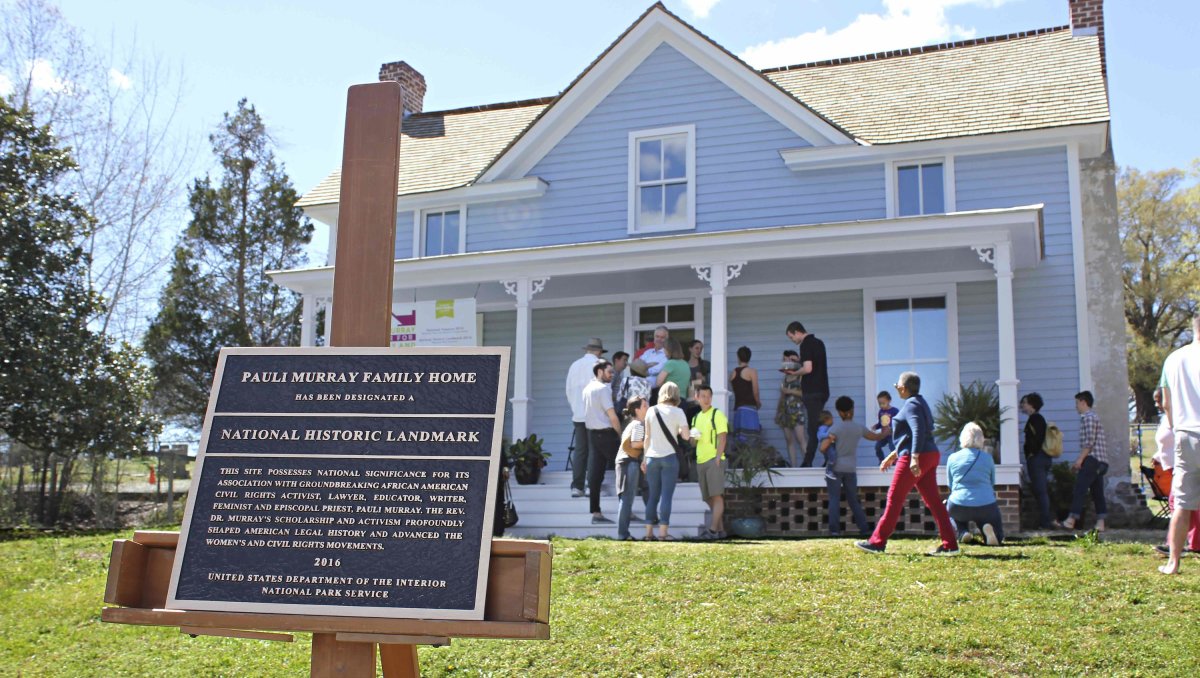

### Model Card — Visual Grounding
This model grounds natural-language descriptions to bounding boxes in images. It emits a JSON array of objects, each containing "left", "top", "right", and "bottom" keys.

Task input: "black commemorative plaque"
[{"left": 166, "top": 347, "right": 510, "bottom": 620}]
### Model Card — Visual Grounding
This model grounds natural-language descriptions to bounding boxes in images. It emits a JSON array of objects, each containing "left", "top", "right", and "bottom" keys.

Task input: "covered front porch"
[{"left": 273, "top": 205, "right": 1043, "bottom": 535}]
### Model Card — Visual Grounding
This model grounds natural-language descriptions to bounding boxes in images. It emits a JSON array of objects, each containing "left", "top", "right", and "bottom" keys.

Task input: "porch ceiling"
[{"left": 270, "top": 205, "right": 1042, "bottom": 297}]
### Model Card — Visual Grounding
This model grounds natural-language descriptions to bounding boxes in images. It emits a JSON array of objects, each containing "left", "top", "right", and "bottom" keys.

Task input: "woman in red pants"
[{"left": 856, "top": 371, "right": 960, "bottom": 556}]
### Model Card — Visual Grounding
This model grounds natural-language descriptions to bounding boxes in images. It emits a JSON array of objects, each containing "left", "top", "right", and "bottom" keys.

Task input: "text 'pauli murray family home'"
[{"left": 271, "top": 0, "right": 1130, "bottom": 537}]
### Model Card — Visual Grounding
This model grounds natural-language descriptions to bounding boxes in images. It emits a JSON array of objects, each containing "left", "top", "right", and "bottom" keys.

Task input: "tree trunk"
[{"left": 1132, "top": 386, "right": 1158, "bottom": 424}]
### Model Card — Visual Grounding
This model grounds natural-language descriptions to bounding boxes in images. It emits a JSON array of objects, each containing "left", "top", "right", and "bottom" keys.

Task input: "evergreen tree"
[
  {"left": 145, "top": 99, "right": 312, "bottom": 425},
  {"left": 0, "top": 98, "right": 154, "bottom": 524}
]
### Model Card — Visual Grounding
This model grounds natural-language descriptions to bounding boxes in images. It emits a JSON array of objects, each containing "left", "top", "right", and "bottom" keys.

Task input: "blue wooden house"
[{"left": 273, "top": 1, "right": 1128, "bottom": 536}]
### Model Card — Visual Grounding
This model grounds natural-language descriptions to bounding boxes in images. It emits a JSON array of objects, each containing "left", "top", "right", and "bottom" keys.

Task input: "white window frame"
[
  {"left": 623, "top": 297, "right": 705, "bottom": 357},
  {"left": 627, "top": 124, "right": 696, "bottom": 234},
  {"left": 885, "top": 156, "right": 956, "bottom": 218},
  {"left": 862, "top": 283, "right": 960, "bottom": 419},
  {"left": 413, "top": 204, "right": 467, "bottom": 258}
]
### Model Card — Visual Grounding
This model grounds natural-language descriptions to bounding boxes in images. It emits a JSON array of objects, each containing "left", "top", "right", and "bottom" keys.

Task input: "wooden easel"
[{"left": 101, "top": 82, "right": 551, "bottom": 676}]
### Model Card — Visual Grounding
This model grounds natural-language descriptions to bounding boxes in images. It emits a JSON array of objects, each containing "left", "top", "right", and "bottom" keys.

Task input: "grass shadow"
[{"left": 962, "top": 551, "right": 1030, "bottom": 561}]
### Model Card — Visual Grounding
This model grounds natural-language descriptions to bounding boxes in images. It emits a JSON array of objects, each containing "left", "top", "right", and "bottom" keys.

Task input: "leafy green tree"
[
  {"left": 0, "top": 98, "right": 155, "bottom": 524},
  {"left": 1119, "top": 165, "right": 1200, "bottom": 421},
  {"left": 145, "top": 99, "right": 312, "bottom": 426}
]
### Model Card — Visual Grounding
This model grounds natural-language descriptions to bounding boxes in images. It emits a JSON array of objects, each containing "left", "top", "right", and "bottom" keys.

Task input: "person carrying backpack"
[{"left": 691, "top": 385, "right": 729, "bottom": 539}]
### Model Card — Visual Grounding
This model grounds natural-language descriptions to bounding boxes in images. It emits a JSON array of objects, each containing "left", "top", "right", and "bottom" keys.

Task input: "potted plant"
[
  {"left": 509, "top": 434, "right": 550, "bottom": 485},
  {"left": 934, "top": 380, "right": 1010, "bottom": 459},
  {"left": 724, "top": 434, "right": 783, "bottom": 538}
]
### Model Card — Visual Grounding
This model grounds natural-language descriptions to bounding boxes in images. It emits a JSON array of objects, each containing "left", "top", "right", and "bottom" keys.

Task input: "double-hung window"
[
  {"left": 420, "top": 208, "right": 462, "bottom": 257},
  {"left": 629, "top": 125, "right": 695, "bottom": 233},
  {"left": 870, "top": 294, "right": 955, "bottom": 413},
  {"left": 896, "top": 161, "right": 945, "bottom": 216}
]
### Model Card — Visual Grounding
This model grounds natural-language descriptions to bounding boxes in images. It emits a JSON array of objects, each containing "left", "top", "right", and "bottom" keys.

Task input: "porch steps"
[{"left": 504, "top": 470, "right": 711, "bottom": 540}]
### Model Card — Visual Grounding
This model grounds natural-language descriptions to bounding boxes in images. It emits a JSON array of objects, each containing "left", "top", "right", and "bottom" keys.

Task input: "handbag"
[
  {"left": 502, "top": 476, "right": 518, "bottom": 528},
  {"left": 654, "top": 408, "right": 686, "bottom": 455},
  {"left": 621, "top": 427, "right": 643, "bottom": 459}
]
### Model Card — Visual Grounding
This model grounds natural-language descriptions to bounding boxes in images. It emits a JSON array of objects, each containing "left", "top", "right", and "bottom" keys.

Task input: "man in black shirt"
[{"left": 786, "top": 321, "right": 829, "bottom": 467}]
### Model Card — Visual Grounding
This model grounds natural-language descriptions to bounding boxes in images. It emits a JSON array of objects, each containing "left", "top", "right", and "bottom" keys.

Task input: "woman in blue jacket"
[
  {"left": 856, "top": 371, "right": 960, "bottom": 556},
  {"left": 945, "top": 422, "right": 1004, "bottom": 545}
]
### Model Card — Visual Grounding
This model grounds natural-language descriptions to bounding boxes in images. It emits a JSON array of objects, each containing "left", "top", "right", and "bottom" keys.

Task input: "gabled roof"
[{"left": 299, "top": 19, "right": 1108, "bottom": 208}]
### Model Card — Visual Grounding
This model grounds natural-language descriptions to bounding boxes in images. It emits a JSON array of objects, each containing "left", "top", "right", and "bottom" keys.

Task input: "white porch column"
[
  {"left": 502, "top": 277, "right": 549, "bottom": 440},
  {"left": 976, "top": 242, "right": 1020, "bottom": 466},
  {"left": 300, "top": 293, "right": 316, "bottom": 347},
  {"left": 321, "top": 297, "right": 333, "bottom": 346},
  {"left": 692, "top": 262, "right": 745, "bottom": 413}
]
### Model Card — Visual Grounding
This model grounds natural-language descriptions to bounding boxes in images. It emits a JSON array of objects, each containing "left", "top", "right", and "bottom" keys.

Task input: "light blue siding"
[
  {"left": 725, "top": 290, "right": 873, "bottom": 466},
  {"left": 464, "top": 43, "right": 884, "bottom": 252},
  {"left": 956, "top": 147, "right": 1082, "bottom": 450},
  {"left": 394, "top": 211, "right": 414, "bottom": 260},
  {"left": 482, "top": 310, "right": 516, "bottom": 443},
  {"left": 957, "top": 280, "right": 999, "bottom": 387}
]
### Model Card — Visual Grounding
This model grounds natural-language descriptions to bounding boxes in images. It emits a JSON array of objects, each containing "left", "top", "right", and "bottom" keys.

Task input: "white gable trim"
[{"left": 479, "top": 7, "right": 852, "bottom": 183}]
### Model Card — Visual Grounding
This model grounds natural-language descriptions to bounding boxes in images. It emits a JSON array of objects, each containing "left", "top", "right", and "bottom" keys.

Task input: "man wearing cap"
[{"left": 566, "top": 337, "right": 606, "bottom": 497}]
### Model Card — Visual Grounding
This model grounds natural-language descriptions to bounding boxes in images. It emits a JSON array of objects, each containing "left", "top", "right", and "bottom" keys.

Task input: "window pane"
[
  {"left": 639, "top": 185, "right": 663, "bottom": 225},
  {"left": 663, "top": 135, "right": 686, "bottom": 180},
  {"left": 667, "top": 304, "right": 694, "bottom": 322},
  {"left": 639, "top": 139, "right": 662, "bottom": 182},
  {"left": 915, "top": 363, "right": 950, "bottom": 419},
  {"left": 442, "top": 211, "right": 459, "bottom": 254},
  {"left": 664, "top": 183, "right": 687, "bottom": 223},
  {"left": 875, "top": 364, "right": 910, "bottom": 405},
  {"left": 639, "top": 306, "right": 666, "bottom": 324},
  {"left": 671, "top": 328, "right": 695, "bottom": 346},
  {"left": 875, "top": 298, "right": 909, "bottom": 362},
  {"left": 897, "top": 165, "right": 920, "bottom": 216},
  {"left": 922, "top": 164, "right": 945, "bottom": 214},
  {"left": 912, "top": 302, "right": 947, "bottom": 360},
  {"left": 424, "top": 213, "right": 442, "bottom": 257}
]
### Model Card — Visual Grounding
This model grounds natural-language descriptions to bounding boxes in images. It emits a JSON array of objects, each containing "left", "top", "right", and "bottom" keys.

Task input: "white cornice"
[
  {"left": 270, "top": 205, "right": 1044, "bottom": 295},
  {"left": 478, "top": 7, "right": 852, "bottom": 183},
  {"left": 779, "top": 123, "right": 1109, "bottom": 171}
]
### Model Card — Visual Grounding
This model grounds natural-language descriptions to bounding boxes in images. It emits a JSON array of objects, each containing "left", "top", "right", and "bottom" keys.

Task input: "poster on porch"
[{"left": 390, "top": 298, "right": 476, "bottom": 348}]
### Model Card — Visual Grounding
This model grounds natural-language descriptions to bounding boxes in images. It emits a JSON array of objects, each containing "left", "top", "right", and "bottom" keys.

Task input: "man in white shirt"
[
  {"left": 565, "top": 337, "right": 606, "bottom": 497},
  {"left": 1159, "top": 315, "right": 1200, "bottom": 575},
  {"left": 582, "top": 360, "right": 622, "bottom": 524},
  {"left": 638, "top": 326, "right": 669, "bottom": 379}
]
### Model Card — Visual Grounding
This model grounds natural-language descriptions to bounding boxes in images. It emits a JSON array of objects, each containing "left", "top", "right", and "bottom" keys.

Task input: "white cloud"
[
  {"left": 26, "top": 58, "right": 69, "bottom": 92},
  {"left": 109, "top": 68, "right": 133, "bottom": 91},
  {"left": 739, "top": 0, "right": 1012, "bottom": 69},
  {"left": 0, "top": 73, "right": 12, "bottom": 97},
  {"left": 683, "top": 0, "right": 721, "bottom": 20}
]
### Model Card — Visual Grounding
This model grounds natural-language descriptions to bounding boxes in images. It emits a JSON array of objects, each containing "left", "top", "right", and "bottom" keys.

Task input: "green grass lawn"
[{"left": 1, "top": 531, "right": 1197, "bottom": 677}]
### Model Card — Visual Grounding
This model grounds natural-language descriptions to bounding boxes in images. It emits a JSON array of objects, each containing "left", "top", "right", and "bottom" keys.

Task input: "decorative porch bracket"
[
  {"left": 692, "top": 262, "right": 746, "bottom": 413},
  {"left": 502, "top": 277, "right": 550, "bottom": 440},
  {"left": 977, "top": 242, "right": 1020, "bottom": 466}
]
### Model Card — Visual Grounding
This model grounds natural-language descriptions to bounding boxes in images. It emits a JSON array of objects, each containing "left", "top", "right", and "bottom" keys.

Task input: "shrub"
[{"left": 933, "top": 380, "right": 1010, "bottom": 451}]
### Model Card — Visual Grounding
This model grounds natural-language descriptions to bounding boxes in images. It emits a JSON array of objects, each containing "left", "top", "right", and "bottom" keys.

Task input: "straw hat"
[
  {"left": 628, "top": 358, "right": 650, "bottom": 377},
  {"left": 581, "top": 337, "right": 607, "bottom": 353}
]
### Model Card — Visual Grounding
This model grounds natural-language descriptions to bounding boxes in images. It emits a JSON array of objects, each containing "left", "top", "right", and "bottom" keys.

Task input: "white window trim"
[
  {"left": 862, "top": 283, "right": 960, "bottom": 419},
  {"left": 625, "top": 297, "right": 704, "bottom": 354},
  {"left": 413, "top": 204, "right": 467, "bottom": 258},
  {"left": 885, "top": 157, "right": 956, "bottom": 219},
  {"left": 627, "top": 124, "right": 696, "bottom": 234}
]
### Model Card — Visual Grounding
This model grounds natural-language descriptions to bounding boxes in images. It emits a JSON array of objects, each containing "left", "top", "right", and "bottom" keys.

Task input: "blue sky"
[{"left": 41, "top": 0, "right": 1199, "bottom": 242}]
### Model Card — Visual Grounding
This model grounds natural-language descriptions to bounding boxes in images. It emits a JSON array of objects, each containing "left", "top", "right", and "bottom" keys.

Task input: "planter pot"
[
  {"left": 728, "top": 516, "right": 766, "bottom": 538},
  {"left": 514, "top": 466, "right": 541, "bottom": 485}
]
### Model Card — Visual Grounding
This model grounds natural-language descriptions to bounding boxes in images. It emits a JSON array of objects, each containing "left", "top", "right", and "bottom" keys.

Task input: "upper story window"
[
  {"left": 629, "top": 124, "right": 695, "bottom": 233},
  {"left": 896, "top": 161, "right": 945, "bottom": 216},
  {"left": 421, "top": 208, "right": 462, "bottom": 257}
]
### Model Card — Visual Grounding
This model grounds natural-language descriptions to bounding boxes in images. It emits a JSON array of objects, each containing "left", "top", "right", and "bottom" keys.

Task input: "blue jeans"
[
  {"left": 946, "top": 500, "right": 1005, "bottom": 543},
  {"left": 617, "top": 458, "right": 643, "bottom": 539},
  {"left": 1027, "top": 452, "right": 1054, "bottom": 527},
  {"left": 645, "top": 455, "right": 680, "bottom": 526},
  {"left": 826, "top": 470, "right": 869, "bottom": 535},
  {"left": 874, "top": 436, "right": 892, "bottom": 462},
  {"left": 1069, "top": 456, "right": 1108, "bottom": 521}
]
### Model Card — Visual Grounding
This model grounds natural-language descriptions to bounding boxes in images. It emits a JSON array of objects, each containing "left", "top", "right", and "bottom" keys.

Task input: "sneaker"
[
  {"left": 982, "top": 524, "right": 999, "bottom": 546},
  {"left": 1154, "top": 544, "right": 1170, "bottom": 558},
  {"left": 697, "top": 528, "right": 716, "bottom": 540},
  {"left": 855, "top": 540, "right": 885, "bottom": 554},
  {"left": 591, "top": 514, "right": 614, "bottom": 524},
  {"left": 713, "top": 530, "right": 728, "bottom": 540},
  {"left": 926, "top": 545, "right": 961, "bottom": 557},
  {"left": 571, "top": 488, "right": 584, "bottom": 498}
]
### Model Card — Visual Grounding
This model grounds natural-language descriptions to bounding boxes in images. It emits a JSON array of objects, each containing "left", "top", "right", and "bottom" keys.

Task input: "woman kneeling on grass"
[
  {"left": 945, "top": 422, "right": 1004, "bottom": 545},
  {"left": 855, "top": 371, "right": 960, "bottom": 556}
]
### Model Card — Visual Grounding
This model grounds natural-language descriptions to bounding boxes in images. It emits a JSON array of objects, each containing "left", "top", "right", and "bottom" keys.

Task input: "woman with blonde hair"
[
  {"left": 944, "top": 421, "right": 1004, "bottom": 545},
  {"left": 641, "top": 381, "right": 690, "bottom": 540}
]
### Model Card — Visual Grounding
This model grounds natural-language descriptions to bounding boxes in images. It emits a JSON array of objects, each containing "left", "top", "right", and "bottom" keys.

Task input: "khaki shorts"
[
  {"left": 1174, "top": 432, "right": 1200, "bottom": 511},
  {"left": 697, "top": 458, "right": 725, "bottom": 501}
]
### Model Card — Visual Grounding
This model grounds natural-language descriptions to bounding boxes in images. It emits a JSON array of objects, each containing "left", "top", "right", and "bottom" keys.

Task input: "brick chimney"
[
  {"left": 1068, "top": 0, "right": 1106, "bottom": 78},
  {"left": 378, "top": 61, "right": 427, "bottom": 115}
]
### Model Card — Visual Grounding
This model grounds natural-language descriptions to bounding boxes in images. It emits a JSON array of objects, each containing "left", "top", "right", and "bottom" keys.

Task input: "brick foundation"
[{"left": 725, "top": 484, "right": 1022, "bottom": 537}]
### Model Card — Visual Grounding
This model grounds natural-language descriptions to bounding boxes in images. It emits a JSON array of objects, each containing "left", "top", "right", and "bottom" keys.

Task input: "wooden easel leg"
[
  {"left": 379, "top": 644, "right": 420, "bottom": 678},
  {"left": 310, "top": 633, "right": 377, "bottom": 677}
]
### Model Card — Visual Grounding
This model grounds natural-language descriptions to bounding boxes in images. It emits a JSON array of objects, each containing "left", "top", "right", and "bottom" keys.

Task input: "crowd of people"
[{"left": 557, "top": 315, "right": 1200, "bottom": 565}]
